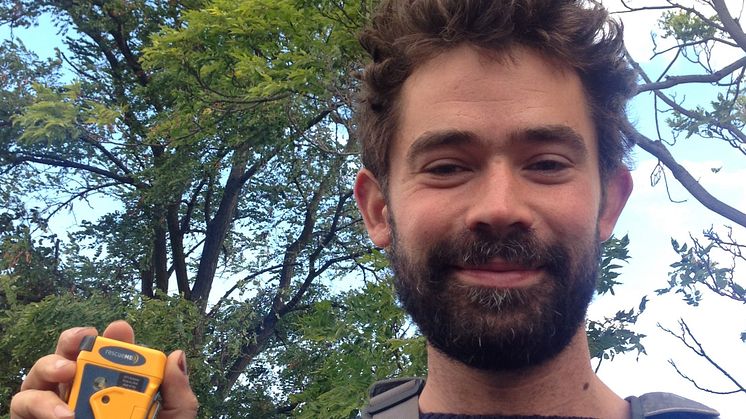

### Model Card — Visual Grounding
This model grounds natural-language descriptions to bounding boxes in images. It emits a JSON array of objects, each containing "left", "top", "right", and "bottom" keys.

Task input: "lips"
[{"left": 452, "top": 261, "right": 542, "bottom": 288}]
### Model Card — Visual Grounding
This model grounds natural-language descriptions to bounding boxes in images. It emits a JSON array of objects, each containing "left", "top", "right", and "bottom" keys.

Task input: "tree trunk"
[
  {"left": 167, "top": 203, "right": 191, "bottom": 298},
  {"left": 191, "top": 149, "right": 250, "bottom": 307},
  {"left": 153, "top": 221, "right": 169, "bottom": 294},
  {"left": 141, "top": 266, "right": 154, "bottom": 298}
]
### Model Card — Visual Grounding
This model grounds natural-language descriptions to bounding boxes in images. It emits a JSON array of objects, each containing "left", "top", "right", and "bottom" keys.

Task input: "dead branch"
[{"left": 659, "top": 319, "right": 745, "bottom": 394}]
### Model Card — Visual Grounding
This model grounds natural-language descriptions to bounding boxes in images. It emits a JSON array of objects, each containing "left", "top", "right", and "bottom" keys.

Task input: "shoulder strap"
[
  {"left": 362, "top": 381, "right": 720, "bottom": 418},
  {"left": 627, "top": 392, "right": 720, "bottom": 418},
  {"left": 361, "top": 377, "right": 425, "bottom": 419}
]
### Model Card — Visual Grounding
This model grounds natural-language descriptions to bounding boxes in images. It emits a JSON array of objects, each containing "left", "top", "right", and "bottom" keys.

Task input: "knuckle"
[
  {"left": 10, "top": 389, "right": 56, "bottom": 418},
  {"left": 20, "top": 354, "right": 69, "bottom": 391},
  {"left": 185, "top": 392, "right": 200, "bottom": 412},
  {"left": 56, "top": 326, "right": 96, "bottom": 357},
  {"left": 9, "top": 389, "right": 23, "bottom": 409},
  {"left": 58, "top": 326, "right": 85, "bottom": 342},
  {"left": 184, "top": 391, "right": 199, "bottom": 409},
  {"left": 58, "top": 326, "right": 91, "bottom": 347}
]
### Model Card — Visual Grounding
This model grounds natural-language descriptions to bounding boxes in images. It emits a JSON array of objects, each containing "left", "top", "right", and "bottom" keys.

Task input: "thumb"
[{"left": 157, "top": 350, "right": 199, "bottom": 419}]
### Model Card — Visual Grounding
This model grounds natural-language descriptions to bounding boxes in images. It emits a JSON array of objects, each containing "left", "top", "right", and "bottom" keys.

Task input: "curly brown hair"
[{"left": 356, "top": 0, "right": 637, "bottom": 188}]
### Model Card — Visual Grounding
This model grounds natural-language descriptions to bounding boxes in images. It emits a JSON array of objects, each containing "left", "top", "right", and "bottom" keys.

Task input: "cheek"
[
  {"left": 389, "top": 181, "right": 455, "bottom": 218},
  {"left": 539, "top": 196, "right": 601, "bottom": 240},
  {"left": 390, "top": 199, "right": 456, "bottom": 247},
  {"left": 394, "top": 212, "right": 445, "bottom": 245}
]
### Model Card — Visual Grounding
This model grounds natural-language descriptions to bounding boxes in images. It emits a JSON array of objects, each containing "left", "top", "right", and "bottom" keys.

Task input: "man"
[
  {"left": 9, "top": 1, "right": 721, "bottom": 418},
  {"left": 353, "top": 0, "right": 719, "bottom": 418}
]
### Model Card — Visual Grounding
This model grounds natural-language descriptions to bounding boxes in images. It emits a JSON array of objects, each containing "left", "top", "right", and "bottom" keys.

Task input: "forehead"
[{"left": 393, "top": 45, "right": 597, "bottom": 158}]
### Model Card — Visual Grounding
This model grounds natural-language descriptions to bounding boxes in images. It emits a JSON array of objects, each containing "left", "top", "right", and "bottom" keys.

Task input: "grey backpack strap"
[
  {"left": 627, "top": 392, "right": 720, "bottom": 418},
  {"left": 361, "top": 377, "right": 425, "bottom": 419}
]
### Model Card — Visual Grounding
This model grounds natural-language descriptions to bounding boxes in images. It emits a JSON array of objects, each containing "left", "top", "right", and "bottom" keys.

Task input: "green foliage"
[
  {"left": 587, "top": 300, "right": 647, "bottom": 364},
  {"left": 597, "top": 234, "right": 631, "bottom": 296},
  {"left": 0, "top": 291, "right": 204, "bottom": 416},
  {"left": 125, "top": 295, "right": 203, "bottom": 353},
  {"left": 1, "top": 0, "right": 711, "bottom": 415},
  {"left": 658, "top": 10, "right": 745, "bottom": 157},
  {"left": 0, "top": 205, "right": 69, "bottom": 308},
  {"left": 13, "top": 83, "right": 81, "bottom": 144},
  {"left": 657, "top": 228, "right": 745, "bottom": 308},
  {"left": 281, "top": 277, "right": 426, "bottom": 419},
  {"left": 2, "top": 0, "right": 380, "bottom": 413},
  {"left": 659, "top": 11, "right": 718, "bottom": 43},
  {"left": 667, "top": 92, "right": 746, "bottom": 147},
  {"left": 588, "top": 235, "right": 646, "bottom": 364},
  {"left": 0, "top": 293, "right": 126, "bottom": 408},
  {"left": 146, "top": 0, "right": 358, "bottom": 98}
]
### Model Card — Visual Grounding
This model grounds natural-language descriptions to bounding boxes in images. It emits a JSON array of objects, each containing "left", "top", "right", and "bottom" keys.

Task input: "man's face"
[{"left": 354, "top": 45, "right": 631, "bottom": 370}]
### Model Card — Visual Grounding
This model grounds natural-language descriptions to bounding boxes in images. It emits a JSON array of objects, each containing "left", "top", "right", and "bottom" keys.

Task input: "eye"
[
  {"left": 425, "top": 162, "right": 468, "bottom": 175},
  {"left": 525, "top": 159, "right": 571, "bottom": 172},
  {"left": 523, "top": 156, "right": 575, "bottom": 184}
]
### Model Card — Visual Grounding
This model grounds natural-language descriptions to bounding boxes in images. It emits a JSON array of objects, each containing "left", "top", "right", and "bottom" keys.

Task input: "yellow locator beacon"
[{"left": 66, "top": 335, "right": 167, "bottom": 419}]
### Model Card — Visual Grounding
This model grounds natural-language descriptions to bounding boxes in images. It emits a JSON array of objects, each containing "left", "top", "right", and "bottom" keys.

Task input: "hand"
[{"left": 10, "top": 320, "right": 199, "bottom": 419}]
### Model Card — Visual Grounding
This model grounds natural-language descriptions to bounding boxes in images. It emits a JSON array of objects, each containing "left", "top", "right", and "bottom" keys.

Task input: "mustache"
[{"left": 427, "top": 230, "right": 561, "bottom": 272}]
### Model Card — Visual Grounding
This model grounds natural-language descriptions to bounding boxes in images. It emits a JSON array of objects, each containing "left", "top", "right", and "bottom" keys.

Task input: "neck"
[{"left": 419, "top": 327, "right": 630, "bottom": 418}]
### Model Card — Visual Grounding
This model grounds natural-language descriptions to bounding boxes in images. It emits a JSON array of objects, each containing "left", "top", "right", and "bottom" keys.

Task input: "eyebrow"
[
  {"left": 511, "top": 125, "right": 589, "bottom": 158},
  {"left": 405, "top": 130, "right": 478, "bottom": 166},
  {"left": 405, "top": 124, "right": 589, "bottom": 165}
]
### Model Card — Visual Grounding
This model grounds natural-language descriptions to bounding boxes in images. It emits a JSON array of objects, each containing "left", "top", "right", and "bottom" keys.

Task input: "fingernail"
[
  {"left": 177, "top": 351, "right": 188, "bottom": 376},
  {"left": 54, "top": 404, "right": 74, "bottom": 418}
]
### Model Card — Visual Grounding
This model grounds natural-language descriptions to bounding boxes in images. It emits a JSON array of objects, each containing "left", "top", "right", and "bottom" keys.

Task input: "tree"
[
  {"left": 4, "top": 0, "right": 735, "bottom": 417},
  {"left": 609, "top": 0, "right": 745, "bottom": 401},
  {"left": 0, "top": 0, "right": 373, "bottom": 416}
]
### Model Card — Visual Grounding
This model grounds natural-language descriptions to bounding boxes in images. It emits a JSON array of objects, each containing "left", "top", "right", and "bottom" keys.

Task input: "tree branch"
[
  {"left": 660, "top": 319, "right": 746, "bottom": 394},
  {"left": 181, "top": 177, "right": 208, "bottom": 233},
  {"left": 712, "top": 0, "right": 746, "bottom": 52},
  {"left": 637, "top": 56, "right": 746, "bottom": 92},
  {"left": 625, "top": 127, "right": 746, "bottom": 228},
  {"left": 282, "top": 250, "right": 368, "bottom": 315},
  {"left": 106, "top": 12, "right": 150, "bottom": 86},
  {"left": 8, "top": 153, "right": 138, "bottom": 186},
  {"left": 42, "top": 181, "right": 121, "bottom": 222},
  {"left": 206, "top": 262, "right": 295, "bottom": 319},
  {"left": 626, "top": 50, "right": 746, "bottom": 227},
  {"left": 615, "top": 1, "right": 676, "bottom": 13},
  {"left": 80, "top": 132, "right": 135, "bottom": 177},
  {"left": 667, "top": 359, "right": 743, "bottom": 395}
]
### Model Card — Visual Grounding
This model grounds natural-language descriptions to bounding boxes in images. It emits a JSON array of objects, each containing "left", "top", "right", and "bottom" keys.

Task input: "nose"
[{"left": 463, "top": 164, "right": 534, "bottom": 235}]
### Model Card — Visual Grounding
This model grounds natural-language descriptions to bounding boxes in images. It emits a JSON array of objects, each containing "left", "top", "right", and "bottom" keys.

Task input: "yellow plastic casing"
[{"left": 66, "top": 336, "right": 167, "bottom": 419}]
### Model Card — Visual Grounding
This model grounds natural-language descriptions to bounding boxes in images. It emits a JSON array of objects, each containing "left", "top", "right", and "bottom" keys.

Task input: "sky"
[
  {"left": 3, "top": 1, "right": 745, "bottom": 417},
  {"left": 591, "top": 154, "right": 746, "bottom": 417},
  {"left": 590, "top": 1, "right": 746, "bottom": 417}
]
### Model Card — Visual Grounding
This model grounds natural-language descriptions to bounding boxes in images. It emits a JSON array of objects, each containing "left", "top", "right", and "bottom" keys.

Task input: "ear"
[
  {"left": 354, "top": 168, "right": 392, "bottom": 247},
  {"left": 598, "top": 168, "right": 633, "bottom": 242}
]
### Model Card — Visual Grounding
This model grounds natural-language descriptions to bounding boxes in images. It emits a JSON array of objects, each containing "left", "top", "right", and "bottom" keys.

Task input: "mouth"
[{"left": 452, "top": 261, "right": 543, "bottom": 289}]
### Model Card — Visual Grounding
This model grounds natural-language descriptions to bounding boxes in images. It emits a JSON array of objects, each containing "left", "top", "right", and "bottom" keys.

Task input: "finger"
[
  {"left": 157, "top": 350, "right": 199, "bottom": 419},
  {"left": 54, "top": 326, "right": 97, "bottom": 359},
  {"left": 20, "top": 355, "right": 76, "bottom": 392},
  {"left": 10, "top": 389, "right": 74, "bottom": 419},
  {"left": 102, "top": 320, "right": 135, "bottom": 343}
]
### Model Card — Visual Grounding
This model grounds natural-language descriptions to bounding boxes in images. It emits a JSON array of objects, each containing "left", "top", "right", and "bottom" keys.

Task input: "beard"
[{"left": 388, "top": 224, "right": 600, "bottom": 371}]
